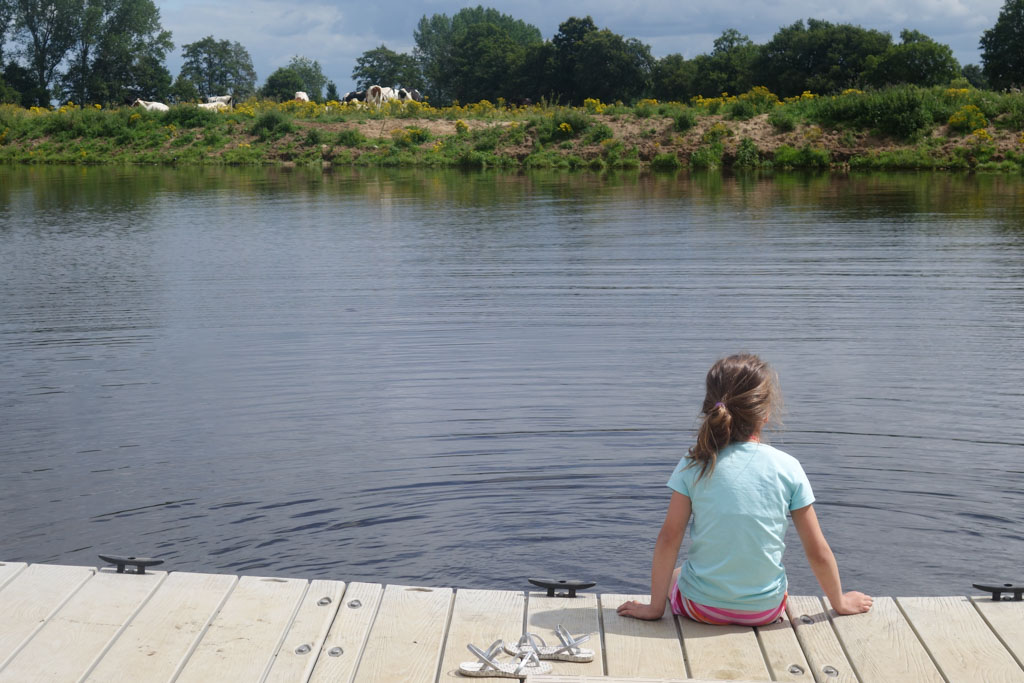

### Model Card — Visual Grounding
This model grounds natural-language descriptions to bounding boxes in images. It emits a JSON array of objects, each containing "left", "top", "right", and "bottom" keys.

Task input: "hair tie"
[{"left": 713, "top": 402, "right": 725, "bottom": 409}]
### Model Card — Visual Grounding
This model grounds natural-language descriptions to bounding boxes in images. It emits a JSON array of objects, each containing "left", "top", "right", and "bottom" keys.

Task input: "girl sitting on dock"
[{"left": 617, "top": 353, "right": 872, "bottom": 626}]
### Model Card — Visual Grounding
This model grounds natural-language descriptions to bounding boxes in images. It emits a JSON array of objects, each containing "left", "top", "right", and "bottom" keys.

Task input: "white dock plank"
[
  {"left": 677, "top": 616, "right": 770, "bottom": 681},
  {"left": 786, "top": 595, "right": 857, "bottom": 683},
  {"left": 264, "top": 579, "right": 347, "bottom": 683},
  {"left": 0, "top": 568, "right": 164, "bottom": 683},
  {"left": 532, "top": 677, "right": 771, "bottom": 683},
  {"left": 175, "top": 575, "right": 308, "bottom": 683},
  {"left": 756, "top": 606, "right": 813, "bottom": 682},
  {"left": 600, "top": 593, "right": 686, "bottom": 679},
  {"left": 0, "top": 563, "right": 26, "bottom": 592},
  {"left": 82, "top": 571, "right": 238, "bottom": 683},
  {"left": 0, "top": 564, "right": 96, "bottom": 670},
  {"left": 437, "top": 589, "right": 524, "bottom": 681},
  {"left": 526, "top": 592, "right": 604, "bottom": 677},
  {"left": 307, "top": 582, "right": 384, "bottom": 683},
  {"left": 972, "top": 597, "right": 1024, "bottom": 669},
  {"left": 826, "top": 595, "right": 943, "bottom": 683},
  {"left": 899, "top": 596, "right": 1024, "bottom": 682},
  {"left": 353, "top": 583, "right": 453, "bottom": 683}
]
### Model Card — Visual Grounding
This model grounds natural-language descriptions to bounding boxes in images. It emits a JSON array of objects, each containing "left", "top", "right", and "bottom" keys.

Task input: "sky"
[{"left": 157, "top": 0, "right": 1007, "bottom": 94}]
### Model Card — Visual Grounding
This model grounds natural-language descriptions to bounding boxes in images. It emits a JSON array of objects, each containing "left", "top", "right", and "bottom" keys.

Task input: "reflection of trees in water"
[{"left": 2, "top": 167, "right": 1022, "bottom": 224}]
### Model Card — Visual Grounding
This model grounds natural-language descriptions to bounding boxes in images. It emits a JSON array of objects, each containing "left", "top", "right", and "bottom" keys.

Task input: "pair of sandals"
[{"left": 459, "top": 625, "right": 594, "bottom": 678}]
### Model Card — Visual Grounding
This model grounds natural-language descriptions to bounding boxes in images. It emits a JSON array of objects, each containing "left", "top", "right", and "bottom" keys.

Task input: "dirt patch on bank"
[{"left": 291, "top": 111, "right": 1023, "bottom": 165}]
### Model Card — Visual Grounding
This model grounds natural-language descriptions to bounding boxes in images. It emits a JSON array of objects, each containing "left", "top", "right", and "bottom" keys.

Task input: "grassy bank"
[{"left": 2, "top": 85, "right": 1024, "bottom": 172}]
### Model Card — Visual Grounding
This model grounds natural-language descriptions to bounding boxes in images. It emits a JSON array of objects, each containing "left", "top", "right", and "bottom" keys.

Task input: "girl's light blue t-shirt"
[{"left": 667, "top": 441, "right": 815, "bottom": 611}]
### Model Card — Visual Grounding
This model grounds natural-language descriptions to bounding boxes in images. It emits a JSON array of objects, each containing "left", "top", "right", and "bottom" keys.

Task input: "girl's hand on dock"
[
  {"left": 616, "top": 599, "right": 665, "bottom": 620},
  {"left": 834, "top": 591, "right": 873, "bottom": 615}
]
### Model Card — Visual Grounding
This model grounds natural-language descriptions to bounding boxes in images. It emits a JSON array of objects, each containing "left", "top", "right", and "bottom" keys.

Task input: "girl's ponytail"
[{"left": 687, "top": 354, "right": 780, "bottom": 481}]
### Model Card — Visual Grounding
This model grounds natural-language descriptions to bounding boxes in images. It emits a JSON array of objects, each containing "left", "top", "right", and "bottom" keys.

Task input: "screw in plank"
[
  {"left": 294, "top": 644, "right": 311, "bottom": 655},
  {"left": 788, "top": 664, "right": 805, "bottom": 675},
  {"left": 800, "top": 615, "right": 814, "bottom": 625},
  {"left": 348, "top": 599, "right": 362, "bottom": 608},
  {"left": 318, "top": 597, "right": 332, "bottom": 606},
  {"left": 823, "top": 665, "right": 839, "bottom": 677},
  {"left": 329, "top": 647, "right": 344, "bottom": 657}
]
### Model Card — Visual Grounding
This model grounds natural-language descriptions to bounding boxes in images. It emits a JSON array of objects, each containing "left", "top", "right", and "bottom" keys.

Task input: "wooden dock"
[{"left": 0, "top": 560, "right": 1021, "bottom": 682}]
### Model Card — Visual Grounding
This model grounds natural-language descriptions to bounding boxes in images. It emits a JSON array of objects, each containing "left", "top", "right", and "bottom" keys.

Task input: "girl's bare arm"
[
  {"left": 617, "top": 492, "right": 691, "bottom": 620},
  {"left": 791, "top": 504, "right": 872, "bottom": 615}
]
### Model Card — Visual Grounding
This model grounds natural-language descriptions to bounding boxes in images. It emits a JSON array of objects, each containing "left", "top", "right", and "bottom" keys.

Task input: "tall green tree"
[
  {"left": 652, "top": 53, "right": 697, "bottom": 101},
  {"left": 169, "top": 73, "right": 197, "bottom": 102},
  {"left": 961, "top": 63, "right": 989, "bottom": 89},
  {"left": 0, "top": 0, "right": 14, "bottom": 65},
  {"left": 550, "top": 15, "right": 597, "bottom": 103},
  {"left": 261, "top": 65, "right": 303, "bottom": 101},
  {"left": 862, "top": 29, "right": 959, "bottom": 88},
  {"left": 60, "top": 0, "right": 172, "bottom": 104},
  {"left": 573, "top": 29, "right": 653, "bottom": 103},
  {"left": 413, "top": 5, "right": 541, "bottom": 104},
  {"left": 179, "top": 35, "right": 256, "bottom": 99},
  {"left": 691, "top": 29, "right": 757, "bottom": 97},
  {"left": 0, "top": 73, "right": 17, "bottom": 102},
  {"left": 352, "top": 44, "right": 421, "bottom": 90},
  {"left": 2, "top": 61, "right": 45, "bottom": 105},
  {"left": 981, "top": 0, "right": 1024, "bottom": 89},
  {"left": 448, "top": 22, "right": 525, "bottom": 103},
  {"left": 12, "top": 0, "right": 81, "bottom": 100},
  {"left": 286, "top": 55, "right": 326, "bottom": 101},
  {"left": 754, "top": 19, "right": 892, "bottom": 96},
  {"left": 324, "top": 80, "right": 338, "bottom": 101},
  {"left": 59, "top": 0, "right": 103, "bottom": 102},
  {"left": 516, "top": 40, "right": 558, "bottom": 101}
]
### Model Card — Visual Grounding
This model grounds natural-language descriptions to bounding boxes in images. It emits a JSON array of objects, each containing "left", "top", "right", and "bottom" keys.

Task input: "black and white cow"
[{"left": 397, "top": 88, "right": 423, "bottom": 102}]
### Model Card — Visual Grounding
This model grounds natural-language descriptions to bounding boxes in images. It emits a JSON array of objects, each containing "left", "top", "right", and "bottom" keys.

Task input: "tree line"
[
  {"left": 1, "top": 0, "right": 1023, "bottom": 108},
  {"left": 0, "top": 0, "right": 334, "bottom": 106},
  {"left": 359, "top": 3, "right": 1024, "bottom": 105}
]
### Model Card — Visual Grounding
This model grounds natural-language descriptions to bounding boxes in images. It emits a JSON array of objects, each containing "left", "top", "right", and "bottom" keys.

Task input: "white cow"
[
  {"left": 131, "top": 99, "right": 169, "bottom": 112},
  {"left": 198, "top": 101, "right": 229, "bottom": 110},
  {"left": 206, "top": 94, "right": 232, "bottom": 106},
  {"left": 294, "top": 91, "right": 310, "bottom": 102},
  {"left": 366, "top": 85, "right": 396, "bottom": 108}
]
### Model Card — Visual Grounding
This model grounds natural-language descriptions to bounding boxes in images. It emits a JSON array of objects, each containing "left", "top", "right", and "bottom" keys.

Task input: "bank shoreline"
[{"left": 2, "top": 95, "right": 1024, "bottom": 173}]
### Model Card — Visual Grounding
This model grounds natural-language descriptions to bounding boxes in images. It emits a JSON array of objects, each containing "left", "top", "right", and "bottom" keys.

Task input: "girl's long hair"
[{"left": 687, "top": 353, "right": 781, "bottom": 481}]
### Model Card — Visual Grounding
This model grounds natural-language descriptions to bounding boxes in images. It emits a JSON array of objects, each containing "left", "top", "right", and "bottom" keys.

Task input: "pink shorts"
[{"left": 670, "top": 581, "right": 787, "bottom": 627}]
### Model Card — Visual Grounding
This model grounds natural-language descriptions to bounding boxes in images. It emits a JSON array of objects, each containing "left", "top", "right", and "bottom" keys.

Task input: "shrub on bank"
[
  {"left": 392, "top": 127, "right": 431, "bottom": 147},
  {"left": 772, "top": 144, "right": 830, "bottom": 169},
  {"left": 250, "top": 110, "right": 294, "bottom": 140},
  {"left": 802, "top": 86, "right": 931, "bottom": 139},
  {"left": 162, "top": 106, "right": 218, "bottom": 128},
  {"left": 530, "top": 108, "right": 592, "bottom": 143},
  {"left": 768, "top": 107, "right": 798, "bottom": 132},
  {"left": 948, "top": 105, "right": 988, "bottom": 134},
  {"left": 690, "top": 142, "right": 723, "bottom": 169},
  {"left": 583, "top": 123, "right": 614, "bottom": 144},
  {"left": 336, "top": 128, "right": 365, "bottom": 147},
  {"left": 650, "top": 152, "right": 681, "bottom": 170},
  {"left": 672, "top": 108, "right": 697, "bottom": 132},
  {"left": 733, "top": 138, "right": 765, "bottom": 168}
]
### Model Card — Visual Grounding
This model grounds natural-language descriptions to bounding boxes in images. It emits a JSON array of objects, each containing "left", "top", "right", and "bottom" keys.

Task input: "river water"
[{"left": 1, "top": 166, "right": 1022, "bottom": 598}]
